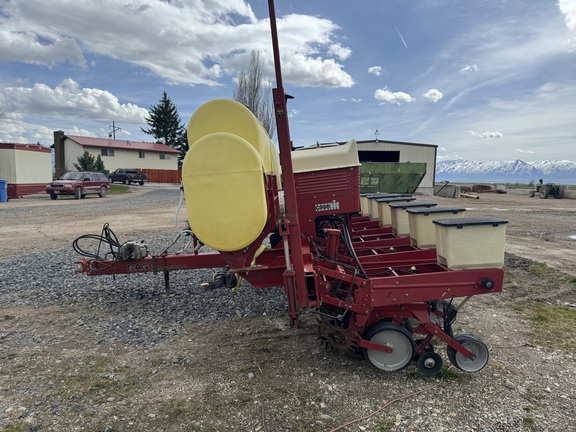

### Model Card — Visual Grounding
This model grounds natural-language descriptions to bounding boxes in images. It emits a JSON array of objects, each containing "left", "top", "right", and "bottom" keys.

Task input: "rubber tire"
[
  {"left": 50, "top": 194, "right": 58, "bottom": 200},
  {"left": 417, "top": 352, "right": 443, "bottom": 377},
  {"left": 554, "top": 186, "right": 564, "bottom": 199},
  {"left": 98, "top": 186, "right": 107, "bottom": 198},
  {"left": 528, "top": 190, "right": 535, "bottom": 197},
  {"left": 363, "top": 322, "right": 415, "bottom": 372},
  {"left": 539, "top": 185, "right": 549, "bottom": 199},
  {"left": 124, "top": 177, "right": 130, "bottom": 185},
  {"left": 74, "top": 187, "right": 82, "bottom": 200},
  {"left": 139, "top": 181, "right": 144, "bottom": 185},
  {"left": 447, "top": 334, "right": 489, "bottom": 373}
]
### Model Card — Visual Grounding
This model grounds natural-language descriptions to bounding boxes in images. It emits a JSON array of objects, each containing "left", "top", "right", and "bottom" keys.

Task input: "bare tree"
[{"left": 233, "top": 50, "right": 276, "bottom": 140}]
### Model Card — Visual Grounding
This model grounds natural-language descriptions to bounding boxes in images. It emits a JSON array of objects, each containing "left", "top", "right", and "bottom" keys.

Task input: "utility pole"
[{"left": 109, "top": 121, "right": 121, "bottom": 139}]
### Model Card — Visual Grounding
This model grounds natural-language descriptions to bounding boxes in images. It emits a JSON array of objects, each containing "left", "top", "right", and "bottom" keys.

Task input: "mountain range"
[{"left": 436, "top": 160, "right": 576, "bottom": 184}]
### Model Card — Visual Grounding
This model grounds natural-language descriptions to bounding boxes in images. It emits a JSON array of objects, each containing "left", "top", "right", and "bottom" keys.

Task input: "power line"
[{"left": 109, "top": 121, "right": 122, "bottom": 139}]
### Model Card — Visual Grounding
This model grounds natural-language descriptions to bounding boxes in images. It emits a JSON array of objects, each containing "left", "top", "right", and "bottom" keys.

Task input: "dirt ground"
[
  {"left": 3, "top": 186, "right": 576, "bottom": 272},
  {"left": 0, "top": 186, "right": 179, "bottom": 260},
  {"left": 1, "top": 186, "right": 576, "bottom": 431},
  {"left": 0, "top": 186, "right": 576, "bottom": 275}
]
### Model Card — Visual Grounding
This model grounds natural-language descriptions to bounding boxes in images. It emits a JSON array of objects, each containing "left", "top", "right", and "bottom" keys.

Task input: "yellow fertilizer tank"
[{"left": 182, "top": 99, "right": 280, "bottom": 252}]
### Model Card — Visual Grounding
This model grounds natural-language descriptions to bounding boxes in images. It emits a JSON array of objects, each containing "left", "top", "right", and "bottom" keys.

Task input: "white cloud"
[
  {"left": 374, "top": 87, "right": 415, "bottom": 105},
  {"left": 459, "top": 64, "right": 478, "bottom": 75},
  {"left": 0, "top": 1, "right": 353, "bottom": 88},
  {"left": 281, "top": 54, "right": 354, "bottom": 88},
  {"left": 1, "top": 78, "right": 148, "bottom": 123},
  {"left": 368, "top": 66, "right": 382, "bottom": 76},
  {"left": 64, "top": 126, "right": 98, "bottom": 137},
  {"left": 0, "top": 116, "right": 93, "bottom": 145},
  {"left": 468, "top": 130, "right": 504, "bottom": 139},
  {"left": 558, "top": 0, "right": 576, "bottom": 30},
  {"left": 515, "top": 148, "right": 535, "bottom": 154},
  {"left": 328, "top": 43, "right": 352, "bottom": 60},
  {"left": 422, "top": 88, "right": 443, "bottom": 102},
  {"left": 0, "top": 30, "right": 86, "bottom": 67}
]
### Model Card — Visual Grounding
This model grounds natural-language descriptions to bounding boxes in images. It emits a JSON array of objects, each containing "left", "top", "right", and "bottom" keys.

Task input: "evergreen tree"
[
  {"left": 233, "top": 50, "right": 276, "bottom": 140},
  {"left": 73, "top": 151, "right": 108, "bottom": 174},
  {"left": 94, "top": 155, "right": 106, "bottom": 173},
  {"left": 141, "top": 91, "right": 187, "bottom": 160}
]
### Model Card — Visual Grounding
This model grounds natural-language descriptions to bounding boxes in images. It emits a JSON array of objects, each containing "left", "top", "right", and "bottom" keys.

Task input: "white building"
[
  {"left": 53, "top": 131, "right": 180, "bottom": 179},
  {"left": 318, "top": 139, "right": 438, "bottom": 195},
  {"left": 0, "top": 143, "right": 52, "bottom": 198}
]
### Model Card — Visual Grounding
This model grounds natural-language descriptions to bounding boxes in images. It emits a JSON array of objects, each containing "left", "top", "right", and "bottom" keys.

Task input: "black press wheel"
[
  {"left": 447, "top": 334, "right": 489, "bottom": 373},
  {"left": 539, "top": 185, "right": 549, "bottom": 199},
  {"left": 74, "top": 187, "right": 82, "bottom": 199},
  {"left": 139, "top": 181, "right": 144, "bottom": 185},
  {"left": 528, "top": 190, "right": 535, "bottom": 198},
  {"left": 124, "top": 177, "right": 130, "bottom": 185},
  {"left": 50, "top": 193, "right": 58, "bottom": 200},
  {"left": 417, "top": 352, "right": 443, "bottom": 376},
  {"left": 363, "top": 322, "right": 415, "bottom": 372}
]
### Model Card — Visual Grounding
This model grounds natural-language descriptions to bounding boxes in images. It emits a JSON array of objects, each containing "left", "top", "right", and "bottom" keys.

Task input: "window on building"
[
  {"left": 139, "top": 151, "right": 145, "bottom": 159},
  {"left": 101, "top": 148, "right": 115, "bottom": 157},
  {"left": 159, "top": 153, "right": 170, "bottom": 160}
]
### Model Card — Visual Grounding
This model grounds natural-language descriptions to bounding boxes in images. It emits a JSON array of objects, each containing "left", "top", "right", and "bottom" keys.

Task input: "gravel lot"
[{"left": 1, "top": 186, "right": 575, "bottom": 432}]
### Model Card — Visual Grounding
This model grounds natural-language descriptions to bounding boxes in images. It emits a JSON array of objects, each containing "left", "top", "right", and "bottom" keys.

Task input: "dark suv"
[{"left": 46, "top": 172, "right": 110, "bottom": 200}]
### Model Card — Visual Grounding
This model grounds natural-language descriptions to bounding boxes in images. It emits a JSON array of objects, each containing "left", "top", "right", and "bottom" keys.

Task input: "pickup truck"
[{"left": 109, "top": 169, "right": 147, "bottom": 185}]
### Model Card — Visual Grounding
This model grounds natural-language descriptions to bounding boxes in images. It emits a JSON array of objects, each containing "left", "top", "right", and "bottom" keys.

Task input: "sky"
[{"left": 1, "top": 0, "right": 575, "bottom": 162}]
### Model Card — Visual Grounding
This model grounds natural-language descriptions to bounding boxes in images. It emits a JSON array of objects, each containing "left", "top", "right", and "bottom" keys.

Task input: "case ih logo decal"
[{"left": 315, "top": 200, "right": 340, "bottom": 212}]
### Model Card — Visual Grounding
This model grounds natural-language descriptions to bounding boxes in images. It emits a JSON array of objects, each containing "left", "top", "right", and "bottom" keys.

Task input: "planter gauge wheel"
[{"left": 363, "top": 322, "right": 415, "bottom": 372}]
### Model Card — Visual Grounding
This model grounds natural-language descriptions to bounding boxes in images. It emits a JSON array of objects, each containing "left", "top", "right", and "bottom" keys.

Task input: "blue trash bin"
[{"left": 0, "top": 179, "right": 7, "bottom": 203}]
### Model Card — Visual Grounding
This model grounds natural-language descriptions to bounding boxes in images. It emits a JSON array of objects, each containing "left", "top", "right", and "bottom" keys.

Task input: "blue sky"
[{"left": 1, "top": 0, "right": 575, "bottom": 162}]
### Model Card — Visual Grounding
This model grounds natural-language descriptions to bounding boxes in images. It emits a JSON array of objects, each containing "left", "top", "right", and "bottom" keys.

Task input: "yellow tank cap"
[{"left": 182, "top": 132, "right": 268, "bottom": 252}]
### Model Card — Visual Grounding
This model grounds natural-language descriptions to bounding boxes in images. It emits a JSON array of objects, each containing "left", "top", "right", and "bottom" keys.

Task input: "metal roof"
[
  {"left": 65, "top": 135, "right": 180, "bottom": 154},
  {"left": 0, "top": 143, "right": 52, "bottom": 153},
  {"left": 318, "top": 139, "right": 438, "bottom": 149}
]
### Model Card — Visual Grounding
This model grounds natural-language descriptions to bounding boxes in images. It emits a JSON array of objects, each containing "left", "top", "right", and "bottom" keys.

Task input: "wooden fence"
[{"left": 138, "top": 169, "right": 181, "bottom": 184}]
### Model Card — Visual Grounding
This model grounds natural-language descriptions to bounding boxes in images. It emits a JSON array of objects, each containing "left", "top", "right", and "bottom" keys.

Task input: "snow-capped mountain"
[{"left": 436, "top": 159, "right": 576, "bottom": 184}]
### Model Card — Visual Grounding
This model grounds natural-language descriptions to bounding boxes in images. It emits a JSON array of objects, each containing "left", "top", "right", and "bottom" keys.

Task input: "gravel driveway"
[{"left": 1, "top": 186, "right": 575, "bottom": 431}]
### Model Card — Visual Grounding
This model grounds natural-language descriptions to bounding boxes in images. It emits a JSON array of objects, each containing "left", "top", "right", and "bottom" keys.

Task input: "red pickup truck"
[{"left": 46, "top": 171, "right": 110, "bottom": 200}]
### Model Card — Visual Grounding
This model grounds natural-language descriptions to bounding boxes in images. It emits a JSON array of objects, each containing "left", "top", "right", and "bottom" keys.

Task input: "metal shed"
[
  {"left": 0, "top": 143, "right": 53, "bottom": 198},
  {"left": 318, "top": 139, "right": 438, "bottom": 195}
]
